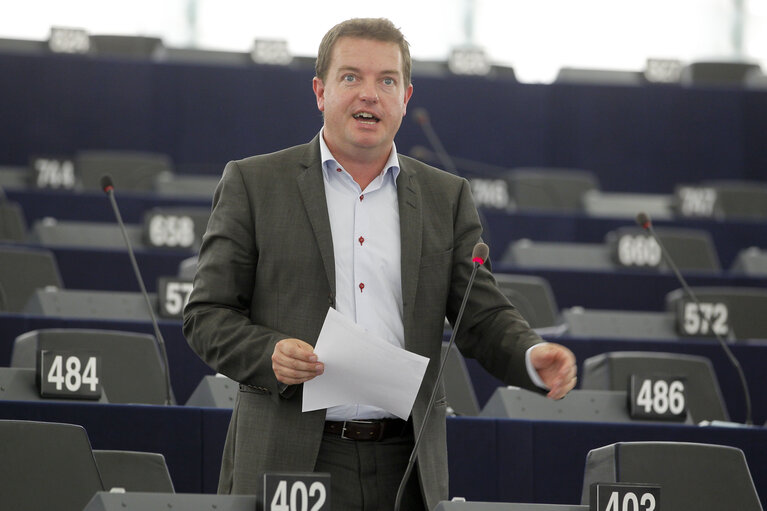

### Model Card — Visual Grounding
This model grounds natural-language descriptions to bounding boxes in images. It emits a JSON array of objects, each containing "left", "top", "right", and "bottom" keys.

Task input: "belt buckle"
[{"left": 340, "top": 419, "right": 374, "bottom": 441}]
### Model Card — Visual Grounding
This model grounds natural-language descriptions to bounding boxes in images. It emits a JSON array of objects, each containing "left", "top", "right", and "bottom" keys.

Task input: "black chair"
[
  {"left": 580, "top": 351, "right": 729, "bottom": 422},
  {"left": 442, "top": 343, "right": 481, "bottom": 416},
  {"left": 93, "top": 450, "right": 174, "bottom": 493},
  {"left": 185, "top": 374, "right": 238, "bottom": 408},
  {"left": 581, "top": 442, "right": 763, "bottom": 510},
  {"left": 494, "top": 274, "right": 560, "bottom": 329},
  {"left": 0, "top": 245, "right": 63, "bottom": 312},
  {"left": 731, "top": 247, "right": 767, "bottom": 277},
  {"left": 0, "top": 420, "right": 105, "bottom": 511},
  {"left": 10, "top": 329, "right": 174, "bottom": 405}
]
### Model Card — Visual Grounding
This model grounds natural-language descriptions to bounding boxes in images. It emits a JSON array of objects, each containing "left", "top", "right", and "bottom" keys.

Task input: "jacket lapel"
[
  {"left": 296, "top": 137, "right": 336, "bottom": 302},
  {"left": 397, "top": 159, "right": 423, "bottom": 347}
]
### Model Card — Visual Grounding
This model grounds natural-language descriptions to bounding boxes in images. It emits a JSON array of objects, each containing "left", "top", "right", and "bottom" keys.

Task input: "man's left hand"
[{"left": 530, "top": 343, "right": 577, "bottom": 400}]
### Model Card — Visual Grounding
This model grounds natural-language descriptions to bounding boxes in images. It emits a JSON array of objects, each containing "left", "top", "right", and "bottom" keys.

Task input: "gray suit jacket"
[{"left": 183, "top": 135, "right": 543, "bottom": 510}]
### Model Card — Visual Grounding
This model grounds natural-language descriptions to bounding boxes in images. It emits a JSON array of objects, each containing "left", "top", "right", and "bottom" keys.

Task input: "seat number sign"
[
  {"left": 39, "top": 350, "right": 102, "bottom": 399},
  {"left": 629, "top": 374, "right": 686, "bottom": 421},
  {"left": 590, "top": 482, "right": 660, "bottom": 511},
  {"left": 263, "top": 473, "right": 330, "bottom": 511}
]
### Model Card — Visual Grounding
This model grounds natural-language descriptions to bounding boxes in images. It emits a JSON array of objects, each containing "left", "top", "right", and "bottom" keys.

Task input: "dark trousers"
[{"left": 314, "top": 426, "right": 427, "bottom": 510}]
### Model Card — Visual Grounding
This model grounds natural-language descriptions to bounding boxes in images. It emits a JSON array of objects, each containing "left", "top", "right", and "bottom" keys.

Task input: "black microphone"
[
  {"left": 101, "top": 174, "right": 174, "bottom": 406},
  {"left": 636, "top": 211, "right": 752, "bottom": 425},
  {"left": 412, "top": 107, "right": 458, "bottom": 174},
  {"left": 393, "top": 242, "right": 489, "bottom": 511}
]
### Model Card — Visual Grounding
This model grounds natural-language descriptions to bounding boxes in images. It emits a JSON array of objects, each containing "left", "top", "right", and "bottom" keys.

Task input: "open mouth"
[{"left": 353, "top": 112, "right": 380, "bottom": 123}]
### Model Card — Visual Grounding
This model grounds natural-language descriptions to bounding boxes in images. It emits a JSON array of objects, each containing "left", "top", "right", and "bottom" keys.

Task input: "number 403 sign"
[{"left": 590, "top": 483, "right": 660, "bottom": 511}]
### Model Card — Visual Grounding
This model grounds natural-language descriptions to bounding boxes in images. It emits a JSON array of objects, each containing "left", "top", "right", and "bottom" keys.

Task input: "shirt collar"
[{"left": 319, "top": 128, "right": 400, "bottom": 186}]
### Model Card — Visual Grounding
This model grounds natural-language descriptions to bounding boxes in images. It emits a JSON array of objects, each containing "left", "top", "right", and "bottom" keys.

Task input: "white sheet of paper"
[{"left": 302, "top": 308, "right": 429, "bottom": 420}]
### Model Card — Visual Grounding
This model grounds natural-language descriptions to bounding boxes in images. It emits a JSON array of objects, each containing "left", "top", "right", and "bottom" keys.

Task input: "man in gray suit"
[{"left": 184, "top": 17, "right": 577, "bottom": 511}]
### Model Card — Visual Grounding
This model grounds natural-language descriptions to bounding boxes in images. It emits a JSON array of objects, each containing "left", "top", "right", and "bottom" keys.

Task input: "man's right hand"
[{"left": 271, "top": 338, "right": 325, "bottom": 385}]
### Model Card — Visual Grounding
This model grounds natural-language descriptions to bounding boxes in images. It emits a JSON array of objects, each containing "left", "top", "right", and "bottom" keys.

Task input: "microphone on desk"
[
  {"left": 101, "top": 174, "right": 174, "bottom": 406},
  {"left": 394, "top": 242, "right": 489, "bottom": 511},
  {"left": 636, "top": 211, "right": 752, "bottom": 425},
  {"left": 412, "top": 107, "right": 458, "bottom": 174}
]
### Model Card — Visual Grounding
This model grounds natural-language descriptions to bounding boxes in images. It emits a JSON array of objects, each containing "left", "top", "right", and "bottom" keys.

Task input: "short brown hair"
[{"left": 315, "top": 18, "right": 411, "bottom": 85}]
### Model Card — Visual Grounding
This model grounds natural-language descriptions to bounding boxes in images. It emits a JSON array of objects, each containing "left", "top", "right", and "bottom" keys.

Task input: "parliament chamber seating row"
[{"left": 1, "top": 47, "right": 766, "bottom": 509}]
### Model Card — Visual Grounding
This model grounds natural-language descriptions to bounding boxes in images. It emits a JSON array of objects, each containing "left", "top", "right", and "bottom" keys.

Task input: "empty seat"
[
  {"left": 0, "top": 367, "right": 109, "bottom": 403},
  {"left": 0, "top": 195, "right": 27, "bottom": 241},
  {"left": 665, "top": 287, "right": 767, "bottom": 340},
  {"left": 605, "top": 226, "right": 721, "bottom": 273},
  {"left": 0, "top": 420, "right": 105, "bottom": 511},
  {"left": 75, "top": 150, "right": 172, "bottom": 191},
  {"left": 0, "top": 245, "right": 63, "bottom": 312},
  {"left": 154, "top": 173, "right": 220, "bottom": 198},
  {"left": 494, "top": 274, "right": 560, "bottom": 329},
  {"left": 93, "top": 450, "right": 174, "bottom": 493},
  {"left": 680, "top": 61, "right": 762, "bottom": 87},
  {"left": 555, "top": 67, "right": 644, "bottom": 86},
  {"left": 29, "top": 218, "right": 144, "bottom": 249},
  {"left": 443, "top": 343, "right": 480, "bottom": 416},
  {"left": 582, "top": 190, "right": 674, "bottom": 220},
  {"left": 479, "top": 386, "right": 689, "bottom": 424},
  {"left": 501, "top": 240, "right": 613, "bottom": 271},
  {"left": 186, "top": 374, "right": 238, "bottom": 408},
  {"left": 581, "top": 351, "right": 729, "bottom": 422},
  {"left": 10, "top": 329, "right": 174, "bottom": 405},
  {"left": 731, "top": 247, "right": 767, "bottom": 276},
  {"left": 505, "top": 168, "right": 599, "bottom": 212},
  {"left": 562, "top": 307, "right": 677, "bottom": 340},
  {"left": 88, "top": 35, "right": 164, "bottom": 59},
  {"left": 581, "top": 442, "right": 763, "bottom": 510}
]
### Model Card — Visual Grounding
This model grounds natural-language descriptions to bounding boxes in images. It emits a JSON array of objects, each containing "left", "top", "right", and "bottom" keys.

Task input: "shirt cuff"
[{"left": 525, "top": 342, "right": 550, "bottom": 390}]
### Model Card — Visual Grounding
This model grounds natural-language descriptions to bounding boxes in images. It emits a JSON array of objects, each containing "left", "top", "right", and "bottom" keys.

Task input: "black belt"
[{"left": 324, "top": 419, "right": 409, "bottom": 441}]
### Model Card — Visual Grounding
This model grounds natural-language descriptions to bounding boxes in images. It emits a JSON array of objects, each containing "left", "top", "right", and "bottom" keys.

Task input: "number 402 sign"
[{"left": 263, "top": 473, "right": 330, "bottom": 511}]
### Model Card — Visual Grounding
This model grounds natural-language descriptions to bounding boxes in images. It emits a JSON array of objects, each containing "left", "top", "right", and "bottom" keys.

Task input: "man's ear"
[{"left": 313, "top": 77, "right": 326, "bottom": 113}]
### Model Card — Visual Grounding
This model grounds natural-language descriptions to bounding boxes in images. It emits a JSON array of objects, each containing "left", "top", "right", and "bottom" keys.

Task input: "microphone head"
[
  {"left": 636, "top": 211, "right": 651, "bottom": 230},
  {"left": 412, "top": 107, "right": 429, "bottom": 125},
  {"left": 472, "top": 242, "right": 490, "bottom": 264},
  {"left": 100, "top": 174, "right": 114, "bottom": 193}
]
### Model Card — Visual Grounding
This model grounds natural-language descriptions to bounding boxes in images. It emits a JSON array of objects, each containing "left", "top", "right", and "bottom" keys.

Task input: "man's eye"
[
  {"left": 344, "top": 74, "right": 355, "bottom": 82},
  {"left": 383, "top": 78, "right": 395, "bottom": 85}
]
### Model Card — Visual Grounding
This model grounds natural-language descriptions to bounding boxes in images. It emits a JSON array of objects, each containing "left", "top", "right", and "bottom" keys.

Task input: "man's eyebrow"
[{"left": 336, "top": 65, "right": 401, "bottom": 77}]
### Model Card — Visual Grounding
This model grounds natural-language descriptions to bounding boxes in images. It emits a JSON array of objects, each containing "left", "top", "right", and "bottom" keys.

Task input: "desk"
[{"left": 0, "top": 400, "right": 764, "bottom": 507}]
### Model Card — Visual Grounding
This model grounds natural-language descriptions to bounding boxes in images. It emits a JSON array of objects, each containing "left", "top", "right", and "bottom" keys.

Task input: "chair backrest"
[
  {"left": 436, "top": 503, "right": 588, "bottom": 510},
  {"left": 22, "top": 288, "right": 157, "bottom": 321},
  {"left": 605, "top": 226, "right": 721, "bottom": 273},
  {"left": 75, "top": 150, "right": 172, "bottom": 191},
  {"left": 29, "top": 218, "right": 144, "bottom": 249},
  {"left": 501, "top": 240, "right": 613, "bottom": 271},
  {"left": 0, "top": 200, "right": 27, "bottom": 241},
  {"left": 665, "top": 286, "right": 767, "bottom": 340},
  {"left": 93, "top": 450, "right": 174, "bottom": 493},
  {"left": 83, "top": 492, "right": 257, "bottom": 511},
  {"left": 493, "top": 274, "right": 560, "bottom": 329},
  {"left": 0, "top": 245, "right": 63, "bottom": 312},
  {"left": 505, "top": 168, "right": 599, "bottom": 212},
  {"left": 185, "top": 374, "right": 238, "bottom": 408},
  {"left": 680, "top": 61, "right": 762, "bottom": 86},
  {"left": 580, "top": 351, "right": 729, "bottom": 422},
  {"left": 441, "top": 342, "right": 480, "bottom": 416},
  {"left": 0, "top": 420, "right": 104, "bottom": 511},
  {"left": 581, "top": 442, "right": 763, "bottom": 511},
  {"left": 10, "top": 328, "right": 174, "bottom": 405},
  {"left": 731, "top": 247, "right": 767, "bottom": 276},
  {"left": 562, "top": 308, "right": 678, "bottom": 340},
  {"left": 88, "top": 35, "right": 165, "bottom": 59}
]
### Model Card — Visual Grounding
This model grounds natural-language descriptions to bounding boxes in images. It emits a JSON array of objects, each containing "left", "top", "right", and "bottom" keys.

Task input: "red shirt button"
[
  {"left": 359, "top": 283, "right": 365, "bottom": 292},
  {"left": 358, "top": 236, "right": 365, "bottom": 245}
]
